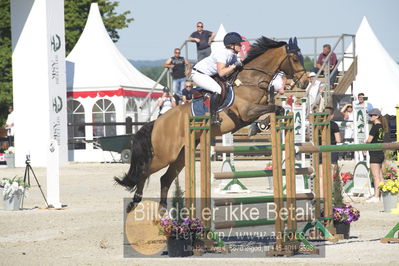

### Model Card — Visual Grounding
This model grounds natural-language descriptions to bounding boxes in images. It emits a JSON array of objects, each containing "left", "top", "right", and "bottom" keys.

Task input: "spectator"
[
  {"left": 305, "top": 72, "right": 324, "bottom": 113},
  {"left": 340, "top": 103, "right": 354, "bottom": 143},
  {"left": 158, "top": 88, "right": 176, "bottom": 117},
  {"left": 365, "top": 108, "right": 387, "bottom": 202},
  {"left": 354, "top": 93, "right": 373, "bottom": 120},
  {"left": 163, "top": 48, "right": 191, "bottom": 99},
  {"left": 319, "top": 106, "right": 342, "bottom": 197},
  {"left": 182, "top": 82, "right": 193, "bottom": 104},
  {"left": 311, "top": 44, "right": 338, "bottom": 85},
  {"left": 4, "top": 105, "right": 14, "bottom": 146},
  {"left": 188, "top": 22, "right": 215, "bottom": 61}
]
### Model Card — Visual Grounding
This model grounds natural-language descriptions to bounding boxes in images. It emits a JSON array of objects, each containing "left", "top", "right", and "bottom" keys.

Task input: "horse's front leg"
[
  {"left": 126, "top": 179, "right": 146, "bottom": 213},
  {"left": 245, "top": 103, "right": 279, "bottom": 121},
  {"left": 159, "top": 150, "right": 185, "bottom": 212}
]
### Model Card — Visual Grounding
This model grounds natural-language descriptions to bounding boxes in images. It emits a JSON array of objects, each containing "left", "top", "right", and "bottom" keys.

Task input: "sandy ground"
[{"left": 0, "top": 160, "right": 398, "bottom": 265}]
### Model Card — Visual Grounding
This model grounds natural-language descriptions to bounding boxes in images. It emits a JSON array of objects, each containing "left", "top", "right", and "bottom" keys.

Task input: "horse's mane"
[{"left": 243, "top": 37, "right": 286, "bottom": 64}]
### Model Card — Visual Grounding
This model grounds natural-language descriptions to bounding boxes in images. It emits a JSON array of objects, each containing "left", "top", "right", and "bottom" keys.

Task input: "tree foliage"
[
  {"left": 64, "top": 0, "right": 133, "bottom": 55},
  {"left": 0, "top": 0, "right": 133, "bottom": 124},
  {"left": 0, "top": 0, "right": 12, "bottom": 126}
]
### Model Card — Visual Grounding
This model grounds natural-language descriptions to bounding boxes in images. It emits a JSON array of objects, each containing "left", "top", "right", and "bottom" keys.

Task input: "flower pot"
[
  {"left": 334, "top": 221, "right": 350, "bottom": 239},
  {"left": 3, "top": 191, "right": 22, "bottom": 211},
  {"left": 382, "top": 192, "right": 398, "bottom": 212},
  {"left": 167, "top": 236, "right": 193, "bottom": 257},
  {"left": 4, "top": 153, "right": 15, "bottom": 168}
]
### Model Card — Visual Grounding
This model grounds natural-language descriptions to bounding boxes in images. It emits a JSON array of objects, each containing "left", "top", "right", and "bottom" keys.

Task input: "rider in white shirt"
[{"left": 191, "top": 32, "right": 244, "bottom": 123}]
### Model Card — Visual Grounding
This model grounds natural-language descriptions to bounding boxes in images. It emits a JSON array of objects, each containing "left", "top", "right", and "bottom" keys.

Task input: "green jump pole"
[
  {"left": 213, "top": 167, "right": 313, "bottom": 180},
  {"left": 213, "top": 193, "right": 314, "bottom": 206},
  {"left": 214, "top": 216, "right": 313, "bottom": 230},
  {"left": 297, "top": 142, "right": 399, "bottom": 153},
  {"left": 213, "top": 145, "right": 276, "bottom": 154}
]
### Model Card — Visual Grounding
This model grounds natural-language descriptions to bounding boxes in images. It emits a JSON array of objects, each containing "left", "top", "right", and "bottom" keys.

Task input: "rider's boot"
[{"left": 210, "top": 93, "right": 222, "bottom": 125}]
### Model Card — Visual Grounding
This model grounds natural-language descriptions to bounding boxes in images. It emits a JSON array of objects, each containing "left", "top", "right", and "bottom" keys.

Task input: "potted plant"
[
  {"left": 1, "top": 177, "right": 29, "bottom": 211},
  {"left": 332, "top": 169, "right": 360, "bottom": 239},
  {"left": 159, "top": 217, "right": 205, "bottom": 257},
  {"left": 378, "top": 167, "right": 399, "bottom": 212},
  {"left": 158, "top": 178, "right": 205, "bottom": 257},
  {"left": 4, "top": 147, "right": 15, "bottom": 168}
]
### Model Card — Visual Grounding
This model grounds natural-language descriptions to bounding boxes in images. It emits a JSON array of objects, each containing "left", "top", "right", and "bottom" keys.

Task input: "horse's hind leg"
[
  {"left": 126, "top": 177, "right": 147, "bottom": 213},
  {"left": 159, "top": 149, "right": 185, "bottom": 209}
]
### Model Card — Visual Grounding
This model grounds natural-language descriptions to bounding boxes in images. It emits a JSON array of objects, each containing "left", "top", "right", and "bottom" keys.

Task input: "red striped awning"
[{"left": 67, "top": 88, "right": 162, "bottom": 99}]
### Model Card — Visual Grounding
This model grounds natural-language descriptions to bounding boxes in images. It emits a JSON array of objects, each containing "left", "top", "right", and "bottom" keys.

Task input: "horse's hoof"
[{"left": 126, "top": 201, "right": 138, "bottom": 213}]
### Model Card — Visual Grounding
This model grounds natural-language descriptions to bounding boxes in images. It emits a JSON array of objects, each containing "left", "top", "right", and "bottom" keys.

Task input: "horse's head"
[{"left": 279, "top": 37, "right": 308, "bottom": 89}]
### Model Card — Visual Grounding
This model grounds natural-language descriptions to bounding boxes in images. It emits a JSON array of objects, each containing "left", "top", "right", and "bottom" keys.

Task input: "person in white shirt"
[
  {"left": 247, "top": 72, "right": 287, "bottom": 136},
  {"left": 306, "top": 72, "right": 324, "bottom": 113},
  {"left": 191, "top": 32, "right": 244, "bottom": 123},
  {"left": 4, "top": 106, "right": 14, "bottom": 146},
  {"left": 158, "top": 89, "right": 176, "bottom": 117}
]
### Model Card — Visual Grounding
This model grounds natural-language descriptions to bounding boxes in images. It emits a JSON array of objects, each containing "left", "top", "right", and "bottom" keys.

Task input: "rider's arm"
[{"left": 216, "top": 62, "right": 236, "bottom": 77}]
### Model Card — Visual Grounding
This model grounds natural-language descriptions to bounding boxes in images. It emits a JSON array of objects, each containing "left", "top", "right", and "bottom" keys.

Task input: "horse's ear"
[
  {"left": 288, "top": 38, "right": 292, "bottom": 47},
  {"left": 293, "top": 37, "right": 298, "bottom": 47}
]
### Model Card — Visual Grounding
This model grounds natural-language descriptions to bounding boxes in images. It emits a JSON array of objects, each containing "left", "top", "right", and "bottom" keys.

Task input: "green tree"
[
  {"left": 0, "top": 0, "right": 133, "bottom": 124},
  {"left": 64, "top": 0, "right": 133, "bottom": 55},
  {"left": 138, "top": 66, "right": 168, "bottom": 87},
  {"left": 0, "top": 0, "right": 12, "bottom": 126}
]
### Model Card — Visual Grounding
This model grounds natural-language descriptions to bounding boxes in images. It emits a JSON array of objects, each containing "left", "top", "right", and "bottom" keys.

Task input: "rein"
[{"left": 237, "top": 46, "right": 306, "bottom": 91}]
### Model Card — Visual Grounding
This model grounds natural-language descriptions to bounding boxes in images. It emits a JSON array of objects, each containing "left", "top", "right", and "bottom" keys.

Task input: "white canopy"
[
  {"left": 348, "top": 17, "right": 399, "bottom": 115},
  {"left": 66, "top": 3, "right": 162, "bottom": 91},
  {"left": 211, "top": 24, "right": 227, "bottom": 53}
]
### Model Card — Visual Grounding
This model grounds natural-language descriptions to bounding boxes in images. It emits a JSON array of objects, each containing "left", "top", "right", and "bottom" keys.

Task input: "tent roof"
[
  {"left": 211, "top": 24, "right": 227, "bottom": 53},
  {"left": 351, "top": 17, "right": 399, "bottom": 115},
  {"left": 66, "top": 3, "right": 162, "bottom": 92}
]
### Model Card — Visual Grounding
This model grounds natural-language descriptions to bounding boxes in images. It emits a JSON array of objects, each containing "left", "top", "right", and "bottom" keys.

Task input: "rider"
[{"left": 191, "top": 32, "right": 244, "bottom": 124}]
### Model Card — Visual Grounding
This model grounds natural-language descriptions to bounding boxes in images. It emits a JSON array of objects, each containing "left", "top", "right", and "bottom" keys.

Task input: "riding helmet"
[{"left": 223, "top": 32, "right": 244, "bottom": 46}]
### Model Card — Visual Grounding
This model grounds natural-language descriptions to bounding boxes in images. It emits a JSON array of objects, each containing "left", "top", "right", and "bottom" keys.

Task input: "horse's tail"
[{"left": 114, "top": 121, "right": 155, "bottom": 192}]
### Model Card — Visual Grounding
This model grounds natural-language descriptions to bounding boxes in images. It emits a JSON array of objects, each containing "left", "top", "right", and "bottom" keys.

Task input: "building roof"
[{"left": 66, "top": 3, "right": 162, "bottom": 94}]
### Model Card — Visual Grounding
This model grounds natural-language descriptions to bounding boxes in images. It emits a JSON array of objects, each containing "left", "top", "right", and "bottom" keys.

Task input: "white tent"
[
  {"left": 66, "top": 3, "right": 162, "bottom": 162},
  {"left": 211, "top": 24, "right": 227, "bottom": 53},
  {"left": 66, "top": 3, "right": 162, "bottom": 92},
  {"left": 346, "top": 17, "right": 399, "bottom": 115}
]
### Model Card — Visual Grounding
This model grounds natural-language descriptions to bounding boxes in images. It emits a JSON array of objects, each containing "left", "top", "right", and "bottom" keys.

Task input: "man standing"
[
  {"left": 163, "top": 48, "right": 191, "bottom": 98},
  {"left": 312, "top": 44, "right": 338, "bottom": 85},
  {"left": 306, "top": 72, "right": 325, "bottom": 113},
  {"left": 188, "top": 22, "right": 215, "bottom": 61}
]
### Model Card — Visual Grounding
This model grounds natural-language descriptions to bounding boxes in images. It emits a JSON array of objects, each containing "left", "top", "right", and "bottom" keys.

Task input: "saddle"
[{"left": 191, "top": 75, "right": 229, "bottom": 109}]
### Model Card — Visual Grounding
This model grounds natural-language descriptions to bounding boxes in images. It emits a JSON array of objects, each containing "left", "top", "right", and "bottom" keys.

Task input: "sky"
[{"left": 114, "top": 0, "right": 399, "bottom": 62}]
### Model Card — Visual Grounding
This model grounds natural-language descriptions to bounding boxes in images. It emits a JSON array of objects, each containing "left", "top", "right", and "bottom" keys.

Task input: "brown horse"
[{"left": 115, "top": 37, "right": 309, "bottom": 211}]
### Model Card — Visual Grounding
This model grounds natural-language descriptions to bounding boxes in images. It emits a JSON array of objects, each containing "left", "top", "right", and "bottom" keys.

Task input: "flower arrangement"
[
  {"left": 331, "top": 166, "right": 360, "bottom": 224},
  {"left": 333, "top": 205, "right": 360, "bottom": 224},
  {"left": 382, "top": 166, "right": 398, "bottom": 181},
  {"left": 1, "top": 177, "right": 29, "bottom": 199},
  {"left": 378, "top": 179, "right": 399, "bottom": 195},
  {"left": 159, "top": 217, "right": 205, "bottom": 239},
  {"left": 4, "top": 146, "right": 15, "bottom": 154},
  {"left": 340, "top": 172, "right": 353, "bottom": 184}
]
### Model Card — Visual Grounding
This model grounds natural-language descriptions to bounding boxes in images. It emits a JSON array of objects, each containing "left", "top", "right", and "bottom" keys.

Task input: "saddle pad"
[{"left": 191, "top": 86, "right": 235, "bottom": 117}]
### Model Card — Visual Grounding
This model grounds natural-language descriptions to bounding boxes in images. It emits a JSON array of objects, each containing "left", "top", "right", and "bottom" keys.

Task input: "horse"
[{"left": 115, "top": 37, "right": 309, "bottom": 212}]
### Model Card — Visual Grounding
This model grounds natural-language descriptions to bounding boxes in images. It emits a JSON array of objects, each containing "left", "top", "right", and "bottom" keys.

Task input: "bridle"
[{"left": 238, "top": 45, "right": 307, "bottom": 91}]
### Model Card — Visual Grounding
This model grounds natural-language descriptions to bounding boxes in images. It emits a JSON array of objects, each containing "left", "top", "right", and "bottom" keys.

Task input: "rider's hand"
[{"left": 234, "top": 60, "right": 243, "bottom": 68}]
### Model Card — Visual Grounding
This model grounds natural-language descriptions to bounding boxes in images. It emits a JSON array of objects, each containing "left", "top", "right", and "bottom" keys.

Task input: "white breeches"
[{"left": 191, "top": 72, "right": 221, "bottom": 94}]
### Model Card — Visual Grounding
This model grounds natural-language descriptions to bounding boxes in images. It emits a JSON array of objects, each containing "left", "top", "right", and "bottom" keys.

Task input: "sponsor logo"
[
  {"left": 50, "top": 34, "right": 61, "bottom": 52},
  {"left": 53, "top": 96, "right": 63, "bottom": 113}
]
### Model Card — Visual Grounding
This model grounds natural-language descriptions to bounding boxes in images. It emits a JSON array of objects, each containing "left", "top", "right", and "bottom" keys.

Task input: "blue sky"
[{"left": 115, "top": 0, "right": 398, "bottom": 62}]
